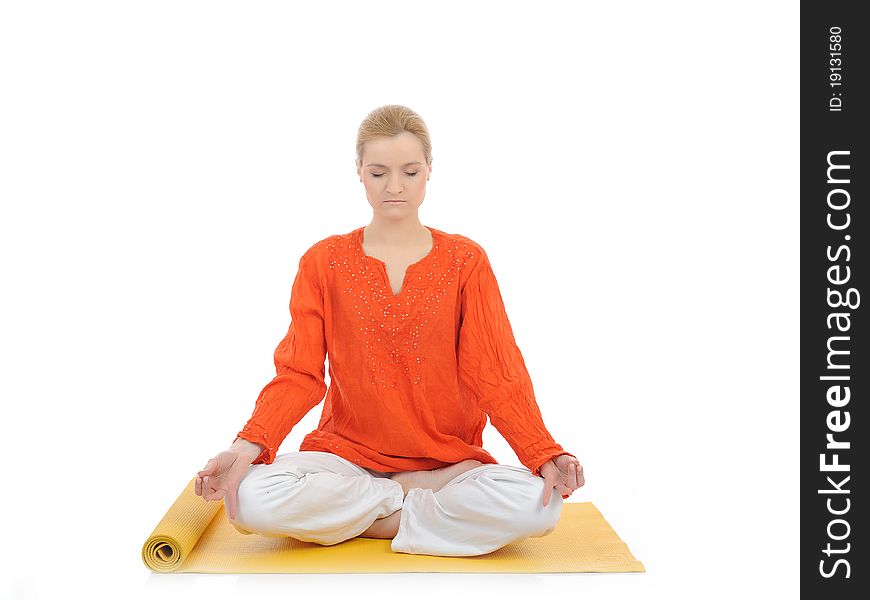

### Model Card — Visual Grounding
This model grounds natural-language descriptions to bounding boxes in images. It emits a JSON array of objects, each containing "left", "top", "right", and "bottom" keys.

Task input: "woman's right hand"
[{"left": 195, "top": 443, "right": 259, "bottom": 520}]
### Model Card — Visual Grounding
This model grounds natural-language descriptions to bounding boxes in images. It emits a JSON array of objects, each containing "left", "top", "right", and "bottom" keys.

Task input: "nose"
[{"left": 386, "top": 172, "right": 403, "bottom": 195}]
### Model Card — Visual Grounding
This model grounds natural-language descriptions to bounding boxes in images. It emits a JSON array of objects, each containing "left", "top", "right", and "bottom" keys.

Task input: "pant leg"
[
  {"left": 391, "top": 463, "right": 563, "bottom": 557},
  {"left": 226, "top": 450, "right": 405, "bottom": 546}
]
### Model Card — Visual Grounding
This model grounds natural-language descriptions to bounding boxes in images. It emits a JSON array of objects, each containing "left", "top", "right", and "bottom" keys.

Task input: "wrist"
[{"left": 231, "top": 437, "right": 264, "bottom": 461}]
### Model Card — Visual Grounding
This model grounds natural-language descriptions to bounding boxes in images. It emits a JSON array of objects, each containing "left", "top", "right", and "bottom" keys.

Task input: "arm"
[
  {"left": 457, "top": 248, "right": 576, "bottom": 478},
  {"left": 231, "top": 437, "right": 265, "bottom": 463},
  {"left": 234, "top": 248, "right": 328, "bottom": 464}
]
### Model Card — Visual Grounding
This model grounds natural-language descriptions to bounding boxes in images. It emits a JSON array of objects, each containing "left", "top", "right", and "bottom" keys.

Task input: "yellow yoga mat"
[{"left": 142, "top": 476, "right": 645, "bottom": 573}]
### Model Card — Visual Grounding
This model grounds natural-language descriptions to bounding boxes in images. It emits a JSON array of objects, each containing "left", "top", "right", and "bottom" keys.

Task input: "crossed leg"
[
  {"left": 226, "top": 451, "right": 563, "bottom": 556},
  {"left": 226, "top": 451, "right": 404, "bottom": 545},
  {"left": 359, "top": 459, "right": 484, "bottom": 538},
  {"left": 389, "top": 463, "right": 564, "bottom": 556}
]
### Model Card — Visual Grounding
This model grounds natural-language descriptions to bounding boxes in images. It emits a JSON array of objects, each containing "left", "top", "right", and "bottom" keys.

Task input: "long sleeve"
[
  {"left": 235, "top": 248, "right": 328, "bottom": 464},
  {"left": 457, "top": 248, "right": 576, "bottom": 478}
]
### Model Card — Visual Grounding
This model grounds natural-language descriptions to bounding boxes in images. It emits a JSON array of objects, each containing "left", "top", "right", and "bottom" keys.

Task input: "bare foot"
[
  {"left": 360, "top": 508, "right": 402, "bottom": 539},
  {"left": 390, "top": 459, "right": 483, "bottom": 497}
]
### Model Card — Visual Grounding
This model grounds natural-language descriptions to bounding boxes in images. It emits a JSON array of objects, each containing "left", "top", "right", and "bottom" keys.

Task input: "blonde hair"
[{"left": 355, "top": 105, "right": 432, "bottom": 167}]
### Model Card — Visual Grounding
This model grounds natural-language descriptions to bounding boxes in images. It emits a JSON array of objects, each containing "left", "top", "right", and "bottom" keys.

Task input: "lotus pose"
[{"left": 195, "top": 105, "right": 585, "bottom": 557}]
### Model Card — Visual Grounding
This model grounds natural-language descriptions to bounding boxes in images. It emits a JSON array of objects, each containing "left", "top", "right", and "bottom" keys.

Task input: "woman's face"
[{"left": 358, "top": 131, "right": 431, "bottom": 217}]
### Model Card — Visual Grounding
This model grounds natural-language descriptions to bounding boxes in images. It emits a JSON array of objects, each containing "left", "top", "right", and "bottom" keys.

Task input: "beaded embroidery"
[
  {"left": 238, "top": 225, "right": 573, "bottom": 475},
  {"left": 325, "top": 227, "right": 474, "bottom": 389}
]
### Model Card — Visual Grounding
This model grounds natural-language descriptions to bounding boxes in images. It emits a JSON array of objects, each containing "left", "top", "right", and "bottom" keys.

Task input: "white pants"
[{"left": 226, "top": 450, "right": 563, "bottom": 557}]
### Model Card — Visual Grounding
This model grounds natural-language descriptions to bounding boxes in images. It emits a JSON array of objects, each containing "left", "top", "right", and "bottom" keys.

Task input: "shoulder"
[
  {"left": 299, "top": 227, "right": 358, "bottom": 266},
  {"left": 434, "top": 228, "right": 492, "bottom": 282},
  {"left": 431, "top": 228, "right": 484, "bottom": 257}
]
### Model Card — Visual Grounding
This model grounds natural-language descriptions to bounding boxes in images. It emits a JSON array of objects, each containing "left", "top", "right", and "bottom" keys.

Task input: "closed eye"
[{"left": 372, "top": 172, "right": 418, "bottom": 177}]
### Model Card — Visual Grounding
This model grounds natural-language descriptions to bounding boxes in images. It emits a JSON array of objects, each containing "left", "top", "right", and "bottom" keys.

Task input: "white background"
[{"left": 0, "top": 1, "right": 799, "bottom": 598}]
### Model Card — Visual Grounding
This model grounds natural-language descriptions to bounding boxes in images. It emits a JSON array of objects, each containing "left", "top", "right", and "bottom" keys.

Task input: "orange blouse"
[{"left": 235, "top": 225, "right": 574, "bottom": 480}]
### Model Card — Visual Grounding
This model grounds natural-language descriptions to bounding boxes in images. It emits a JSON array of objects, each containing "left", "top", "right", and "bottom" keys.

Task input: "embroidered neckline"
[{"left": 356, "top": 226, "right": 439, "bottom": 298}]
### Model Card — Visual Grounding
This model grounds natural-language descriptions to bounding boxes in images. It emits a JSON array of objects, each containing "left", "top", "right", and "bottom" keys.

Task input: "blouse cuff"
[{"left": 235, "top": 429, "right": 275, "bottom": 465}]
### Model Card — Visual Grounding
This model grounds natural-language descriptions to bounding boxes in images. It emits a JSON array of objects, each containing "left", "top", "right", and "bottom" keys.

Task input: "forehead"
[
  {"left": 363, "top": 132, "right": 426, "bottom": 167},
  {"left": 365, "top": 161, "right": 424, "bottom": 168}
]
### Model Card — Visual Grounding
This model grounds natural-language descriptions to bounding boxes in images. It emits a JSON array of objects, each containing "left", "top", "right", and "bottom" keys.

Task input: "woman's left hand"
[{"left": 539, "top": 454, "right": 585, "bottom": 507}]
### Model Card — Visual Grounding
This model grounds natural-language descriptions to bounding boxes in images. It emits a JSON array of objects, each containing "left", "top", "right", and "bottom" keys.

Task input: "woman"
[{"left": 194, "top": 105, "right": 585, "bottom": 557}]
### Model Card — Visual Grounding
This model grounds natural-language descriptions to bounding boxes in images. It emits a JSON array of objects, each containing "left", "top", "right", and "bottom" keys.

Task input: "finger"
[
  {"left": 198, "top": 458, "right": 214, "bottom": 477},
  {"left": 206, "top": 480, "right": 226, "bottom": 502},
  {"left": 195, "top": 476, "right": 202, "bottom": 497},
  {"left": 571, "top": 463, "right": 579, "bottom": 487},
  {"left": 227, "top": 488, "right": 238, "bottom": 521},
  {"left": 574, "top": 464, "right": 585, "bottom": 488},
  {"left": 542, "top": 478, "right": 553, "bottom": 507},
  {"left": 203, "top": 475, "right": 215, "bottom": 501},
  {"left": 551, "top": 479, "right": 568, "bottom": 493}
]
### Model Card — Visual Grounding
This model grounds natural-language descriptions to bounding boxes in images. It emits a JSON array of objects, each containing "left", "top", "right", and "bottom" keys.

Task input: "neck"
[{"left": 364, "top": 219, "right": 429, "bottom": 245}]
